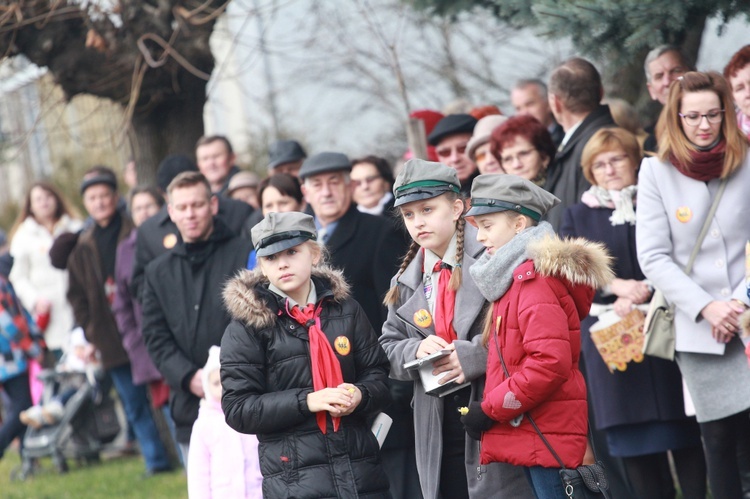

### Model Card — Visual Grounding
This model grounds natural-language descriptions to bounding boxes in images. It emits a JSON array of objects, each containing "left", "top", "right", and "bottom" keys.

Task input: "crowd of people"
[{"left": 1, "top": 42, "right": 750, "bottom": 499}]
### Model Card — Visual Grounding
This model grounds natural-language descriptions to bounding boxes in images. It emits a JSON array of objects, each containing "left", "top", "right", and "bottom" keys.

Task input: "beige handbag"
[{"left": 642, "top": 178, "right": 727, "bottom": 361}]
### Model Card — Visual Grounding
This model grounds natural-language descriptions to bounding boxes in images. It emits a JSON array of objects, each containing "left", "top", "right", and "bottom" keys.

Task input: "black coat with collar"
[
  {"left": 140, "top": 220, "right": 252, "bottom": 443},
  {"left": 130, "top": 196, "right": 252, "bottom": 301},
  {"left": 221, "top": 266, "right": 391, "bottom": 499},
  {"left": 324, "top": 204, "right": 408, "bottom": 331},
  {"left": 544, "top": 104, "right": 615, "bottom": 231}
]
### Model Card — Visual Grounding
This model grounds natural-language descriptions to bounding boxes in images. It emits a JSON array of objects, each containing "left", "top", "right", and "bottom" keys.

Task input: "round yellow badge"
[
  {"left": 676, "top": 206, "right": 692, "bottom": 223},
  {"left": 334, "top": 336, "right": 351, "bottom": 356},
  {"left": 413, "top": 309, "right": 432, "bottom": 328},
  {"left": 163, "top": 233, "right": 178, "bottom": 249}
]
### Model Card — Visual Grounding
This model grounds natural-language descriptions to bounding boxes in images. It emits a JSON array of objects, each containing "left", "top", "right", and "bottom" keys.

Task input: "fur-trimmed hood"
[
  {"left": 223, "top": 265, "right": 351, "bottom": 330},
  {"left": 528, "top": 235, "right": 614, "bottom": 289}
]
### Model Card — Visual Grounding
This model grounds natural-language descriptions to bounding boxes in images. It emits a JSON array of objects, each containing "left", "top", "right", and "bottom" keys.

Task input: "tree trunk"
[{"left": 129, "top": 74, "right": 207, "bottom": 185}]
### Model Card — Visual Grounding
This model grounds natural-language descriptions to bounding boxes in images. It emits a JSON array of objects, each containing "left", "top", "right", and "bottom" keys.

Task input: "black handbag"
[{"left": 492, "top": 332, "right": 611, "bottom": 498}]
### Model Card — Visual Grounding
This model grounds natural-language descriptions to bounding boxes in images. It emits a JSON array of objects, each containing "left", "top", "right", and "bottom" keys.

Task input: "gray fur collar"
[
  {"left": 223, "top": 265, "right": 350, "bottom": 329},
  {"left": 470, "top": 222, "right": 614, "bottom": 302}
]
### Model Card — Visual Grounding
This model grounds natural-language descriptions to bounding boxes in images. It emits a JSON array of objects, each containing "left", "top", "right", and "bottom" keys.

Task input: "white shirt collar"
[
  {"left": 560, "top": 119, "right": 583, "bottom": 149},
  {"left": 268, "top": 279, "right": 317, "bottom": 308}
]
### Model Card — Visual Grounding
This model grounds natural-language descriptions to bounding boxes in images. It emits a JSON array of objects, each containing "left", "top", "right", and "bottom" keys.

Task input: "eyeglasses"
[
  {"left": 679, "top": 109, "right": 724, "bottom": 127},
  {"left": 591, "top": 154, "right": 630, "bottom": 172},
  {"left": 351, "top": 174, "right": 382, "bottom": 188},
  {"left": 500, "top": 148, "right": 537, "bottom": 165},
  {"left": 436, "top": 143, "right": 468, "bottom": 158}
]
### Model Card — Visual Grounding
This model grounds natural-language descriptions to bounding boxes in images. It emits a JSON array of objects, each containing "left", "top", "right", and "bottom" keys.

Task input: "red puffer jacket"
[{"left": 480, "top": 237, "right": 613, "bottom": 469}]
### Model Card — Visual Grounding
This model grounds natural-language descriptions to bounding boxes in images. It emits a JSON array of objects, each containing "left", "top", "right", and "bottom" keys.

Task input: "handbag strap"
[
  {"left": 492, "top": 331, "right": 568, "bottom": 469},
  {"left": 685, "top": 177, "right": 728, "bottom": 275}
]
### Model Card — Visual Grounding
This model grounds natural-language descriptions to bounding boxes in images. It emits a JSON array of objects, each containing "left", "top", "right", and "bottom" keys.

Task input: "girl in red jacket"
[{"left": 460, "top": 174, "right": 613, "bottom": 498}]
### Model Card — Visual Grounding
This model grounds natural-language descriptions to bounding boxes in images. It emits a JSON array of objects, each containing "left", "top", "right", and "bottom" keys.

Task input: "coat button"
[
  {"left": 194, "top": 304, "right": 199, "bottom": 311},
  {"left": 711, "top": 229, "right": 720, "bottom": 238},
  {"left": 715, "top": 259, "right": 724, "bottom": 268},
  {"left": 720, "top": 288, "right": 731, "bottom": 297}
]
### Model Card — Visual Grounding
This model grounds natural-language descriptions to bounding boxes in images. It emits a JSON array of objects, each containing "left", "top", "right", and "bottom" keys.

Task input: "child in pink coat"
[{"left": 187, "top": 346, "right": 262, "bottom": 499}]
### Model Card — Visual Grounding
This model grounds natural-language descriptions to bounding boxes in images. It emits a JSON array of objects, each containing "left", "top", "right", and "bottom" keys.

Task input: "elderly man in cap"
[
  {"left": 67, "top": 166, "right": 172, "bottom": 476},
  {"left": 268, "top": 139, "right": 307, "bottom": 178},
  {"left": 427, "top": 113, "right": 479, "bottom": 195},
  {"left": 300, "top": 152, "right": 406, "bottom": 329},
  {"left": 141, "top": 171, "right": 253, "bottom": 461}
]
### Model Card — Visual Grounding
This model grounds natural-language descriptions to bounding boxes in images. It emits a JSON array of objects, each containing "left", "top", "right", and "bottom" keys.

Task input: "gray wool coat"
[
  {"left": 380, "top": 225, "right": 531, "bottom": 499},
  {"left": 636, "top": 154, "right": 750, "bottom": 355}
]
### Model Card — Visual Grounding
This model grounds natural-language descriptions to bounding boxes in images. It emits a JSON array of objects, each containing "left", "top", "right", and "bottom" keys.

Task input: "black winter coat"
[
  {"left": 544, "top": 104, "right": 616, "bottom": 231},
  {"left": 324, "top": 204, "right": 407, "bottom": 332},
  {"left": 221, "top": 266, "right": 392, "bottom": 499},
  {"left": 141, "top": 220, "right": 252, "bottom": 443},
  {"left": 130, "top": 196, "right": 253, "bottom": 301}
]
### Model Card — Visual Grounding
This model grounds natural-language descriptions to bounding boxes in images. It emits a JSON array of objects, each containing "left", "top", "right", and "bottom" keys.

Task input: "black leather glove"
[{"left": 460, "top": 401, "right": 494, "bottom": 441}]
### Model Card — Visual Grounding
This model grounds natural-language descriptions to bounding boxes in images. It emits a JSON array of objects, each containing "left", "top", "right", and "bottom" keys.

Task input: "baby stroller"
[{"left": 13, "top": 366, "right": 121, "bottom": 480}]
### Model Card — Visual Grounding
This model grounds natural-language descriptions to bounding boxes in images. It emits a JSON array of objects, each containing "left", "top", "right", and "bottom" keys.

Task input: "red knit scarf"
[
  {"left": 287, "top": 301, "right": 344, "bottom": 433},
  {"left": 669, "top": 140, "right": 726, "bottom": 182},
  {"left": 424, "top": 250, "right": 457, "bottom": 343}
]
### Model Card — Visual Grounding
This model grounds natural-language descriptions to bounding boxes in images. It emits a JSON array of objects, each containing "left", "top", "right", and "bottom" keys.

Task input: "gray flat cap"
[
  {"left": 251, "top": 212, "right": 317, "bottom": 257},
  {"left": 392, "top": 159, "right": 460, "bottom": 207},
  {"left": 268, "top": 140, "right": 307, "bottom": 170},
  {"left": 298, "top": 152, "right": 351, "bottom": 180},
  {"left": 465, "top": 174, "right": 559, "bottom": 221}
]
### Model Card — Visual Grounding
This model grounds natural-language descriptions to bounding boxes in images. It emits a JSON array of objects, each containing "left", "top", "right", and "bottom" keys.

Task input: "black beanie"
[{"left": 156, "top": 155, "right": 198, "bottom": 192}]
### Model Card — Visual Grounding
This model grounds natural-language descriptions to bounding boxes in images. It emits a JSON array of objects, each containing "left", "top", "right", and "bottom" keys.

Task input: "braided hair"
[{"left": 383, "top": 241, "right": 420, "bottom": 306}]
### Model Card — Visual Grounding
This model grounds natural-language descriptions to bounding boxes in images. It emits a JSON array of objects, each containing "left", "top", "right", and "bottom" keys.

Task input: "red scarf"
[
  {"left": 287, "top": 301, "right": 344, "bottom": 433},
  {"left": 669, "top": 140, "right": 726, "bottom": 182},
  {"left": 427, "top": 253, "right": 458, "bottom": 343}
]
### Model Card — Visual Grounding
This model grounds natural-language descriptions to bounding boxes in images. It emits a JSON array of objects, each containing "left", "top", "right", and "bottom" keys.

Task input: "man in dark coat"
[
  {"left": 68, "top": 167, "right": 171, "bottom": 474},
  {"left": 195, "top": 135, "right": 241, "bottom": 196},
  {"left": 141, "top": 172, "right": 252, "bottom": 459},
  {"left": 130, "top": 155, "right": 252, "bottom": 300},
  {"left": 300, "top": 152, "right": 419, "bottom": 498},
  {"left": 545, "top": 57, "right": 616, "bottom": 231}
]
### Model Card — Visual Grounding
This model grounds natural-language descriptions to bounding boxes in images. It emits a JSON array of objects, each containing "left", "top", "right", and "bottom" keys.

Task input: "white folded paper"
[{"left": 404, "top": 349, "right": 470, "bottom": 397}]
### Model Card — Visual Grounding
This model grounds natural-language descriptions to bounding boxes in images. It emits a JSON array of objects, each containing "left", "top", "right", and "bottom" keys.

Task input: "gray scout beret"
[
  {"left": 268, "top": 140, "right": 307, "bottom": 170},
  {"left": 427, "top": 114, "right": 477, "bottom": 146},
  {"left": 465, "top": 174, "right": 560, "bottom": 221},
  {"left": 251, "top": 212, "right": 317, "bottom": 257},
  {"left": 298, "top": 152, "right": 351, "bottom": 180},
  {"left": 392, "top": 159, "right": 460, "bottom": 207}
]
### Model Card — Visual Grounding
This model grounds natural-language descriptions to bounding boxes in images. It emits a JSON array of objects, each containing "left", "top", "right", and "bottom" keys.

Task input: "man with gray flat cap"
[
  {"left": 300, "top": 151, "right": 406, "bottom": 330},
  {"left": 268, "top": 139, "right": 307, "bottom": 178}
]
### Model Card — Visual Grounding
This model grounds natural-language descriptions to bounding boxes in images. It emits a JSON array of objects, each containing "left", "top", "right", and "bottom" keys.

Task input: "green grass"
[{"left": 0, "top": 450, "right": 187, "bottom": 498}]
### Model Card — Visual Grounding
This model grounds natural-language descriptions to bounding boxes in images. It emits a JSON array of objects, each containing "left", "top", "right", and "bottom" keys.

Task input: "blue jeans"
[
  {"left": 108, "top": 364, "right": 171, "bottom": 471},
  {"left": 524, "top": 466, "right": 568, "bottom": 499},
  {"left": 0, "top": 373, "right": 32, "bottom": 459}
]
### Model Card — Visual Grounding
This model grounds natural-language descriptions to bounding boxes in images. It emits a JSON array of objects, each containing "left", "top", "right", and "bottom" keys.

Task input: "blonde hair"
[
  {"left": 656, "top": 71, "right": 747, "bottom": 178},
  {"left": 383, "top": 192, "right": 466, "bottom": 306},
  {"left": 581, "top": 127, "right": 642, "bottom": 186}
]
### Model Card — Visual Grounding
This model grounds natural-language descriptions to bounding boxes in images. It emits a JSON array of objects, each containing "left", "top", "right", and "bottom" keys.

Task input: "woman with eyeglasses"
[
  {"left": 489, "top": 115, "right": 556, "bottom": 186},
  {"left": 350, "top": 155, "right": 395, "bottom": 217},
  {"left": 637, "top": 71, "right": 750, "bottom": 499},
  {"left": 724, "top": 45, "right": 750, "bottom": 140},
  {"left": 561, "top": 127, "right": 707, "bottom": 499}
]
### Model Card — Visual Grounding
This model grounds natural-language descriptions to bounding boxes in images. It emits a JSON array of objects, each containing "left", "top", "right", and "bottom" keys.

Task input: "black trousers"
[{"left": 440, "top": 387, "right": 471, "bottom": 499}]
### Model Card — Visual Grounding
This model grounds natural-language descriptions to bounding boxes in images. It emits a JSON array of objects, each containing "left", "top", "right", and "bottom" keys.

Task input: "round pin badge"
[
  {"left": 334, "top": 336, "right": 351, "bottom": 356},
  {"left": 676, "top": 206, "right": 692, "bottom": 223},
  {"left": 413, "top": 309, "right": 432, "bottom": 328},
  {"left": 163, "top": 233, "right": 178, "bottom": 249}
]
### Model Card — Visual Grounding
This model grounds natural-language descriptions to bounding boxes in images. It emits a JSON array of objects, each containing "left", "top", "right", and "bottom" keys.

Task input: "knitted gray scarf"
[{"left": 469, "top": 222, "right": 556, "bottom": 302}]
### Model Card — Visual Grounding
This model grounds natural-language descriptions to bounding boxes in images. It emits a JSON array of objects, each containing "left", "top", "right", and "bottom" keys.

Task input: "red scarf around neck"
[
  {"left": 669, "top": 139, "right": 726, "bottom": 182},
  {"left": 287, "top": 301, "right": 344, "bottom": 434},
  {"left": 424, "top": 249, "right": 458, "bottom": 343}
]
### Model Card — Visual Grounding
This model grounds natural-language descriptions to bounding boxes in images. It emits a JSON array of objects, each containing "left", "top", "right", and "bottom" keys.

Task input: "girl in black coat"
[{"left": 220, "top": 212, "right": 392, "bottom": 498}]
